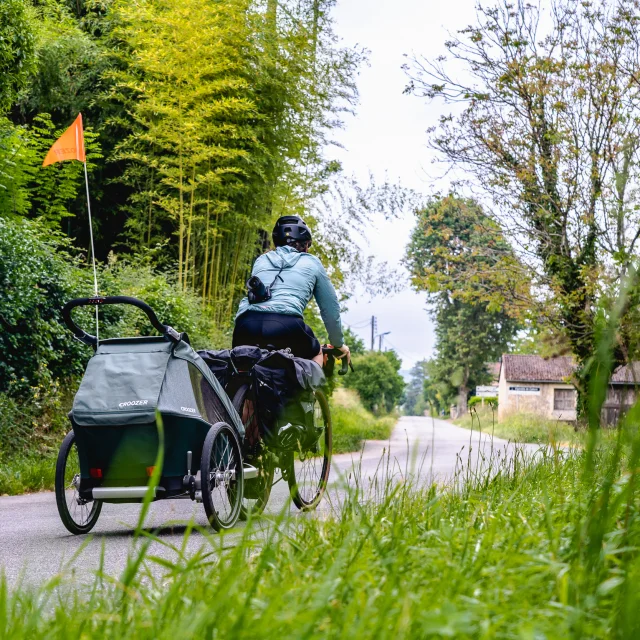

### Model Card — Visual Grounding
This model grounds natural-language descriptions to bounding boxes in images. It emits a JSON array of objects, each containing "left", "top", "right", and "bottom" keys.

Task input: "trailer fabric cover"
[{"left": 72, "top": 337, "right": 244, "bottom": 436}]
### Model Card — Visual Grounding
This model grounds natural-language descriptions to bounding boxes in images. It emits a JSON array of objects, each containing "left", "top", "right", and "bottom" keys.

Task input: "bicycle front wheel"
[{"left": 286, "top": 389, "right": 332, "bottom": 511}]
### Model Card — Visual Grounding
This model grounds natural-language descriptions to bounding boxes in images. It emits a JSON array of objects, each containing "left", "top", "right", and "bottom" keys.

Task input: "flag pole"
[{"left": 83, "top": 159, "right": 99, "bottom": 343}]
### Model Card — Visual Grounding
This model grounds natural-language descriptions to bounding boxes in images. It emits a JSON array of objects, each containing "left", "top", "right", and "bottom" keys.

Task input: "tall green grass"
[
  {"left": 331, "top": 388, "right": 395, "bottom": 453},
  {"left": 455, "top": 407, "right": 582, "bottom": 445},
  {"left": 0, "top": 455, "right": 55, "bottom": 496},
  {"left": 5, "top": 287, "right": 640, "bottom": 637},
  {"left": 3, "top": 436, "right": 640, "bottom": 638}
]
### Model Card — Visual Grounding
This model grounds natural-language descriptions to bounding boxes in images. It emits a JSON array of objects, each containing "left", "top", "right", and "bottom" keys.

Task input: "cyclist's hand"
[{"left": 336, "top": 344, "right": 351, "bottom": 363}]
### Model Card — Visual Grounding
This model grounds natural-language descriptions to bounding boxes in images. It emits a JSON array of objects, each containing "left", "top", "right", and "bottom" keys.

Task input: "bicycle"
[{"left": 230, "top": 346, "right": 351, "bottom": 518}]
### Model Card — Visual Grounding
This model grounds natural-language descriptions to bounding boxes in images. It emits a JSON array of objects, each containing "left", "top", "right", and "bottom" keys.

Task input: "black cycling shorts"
[{"left": 232, "top": 311, "right": 321, "bottom": 360}]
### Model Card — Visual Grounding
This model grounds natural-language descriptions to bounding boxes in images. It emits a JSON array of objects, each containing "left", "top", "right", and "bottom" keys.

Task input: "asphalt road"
[{"left": 0, "top": 417, "right": 538, "bottom": 588}]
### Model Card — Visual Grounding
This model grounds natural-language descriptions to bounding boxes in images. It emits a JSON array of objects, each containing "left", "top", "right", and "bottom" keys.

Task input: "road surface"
[{"left": 0, "top": 417, "right": 538, "bottom": 588}]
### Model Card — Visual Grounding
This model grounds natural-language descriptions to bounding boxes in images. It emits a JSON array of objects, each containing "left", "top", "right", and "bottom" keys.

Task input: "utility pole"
[
  {"left": 370, "top": 316, "right": 377, "bottom": 351},
  {"left": 378, "top": 331, "right": 390, "bottom": 352}
]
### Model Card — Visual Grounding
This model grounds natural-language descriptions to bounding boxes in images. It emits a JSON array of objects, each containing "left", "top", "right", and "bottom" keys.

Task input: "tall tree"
[
  {"left": 406, "top": 195, "right": 519, "bottom": 414},
  {"left": 406, "top": 0, "right": 640, "bottom": 399},
  {"left": 430, "top": 300, "right": 515, "bottom": 414},
  {"left": 404, "top": 360, "right": 428, "bottom": 416},
  {"left": 0, "top": 0, "right": 36, "bottom": 112},
  {"left": 105, "top": 0, "right": 363, "bottom": 326}
]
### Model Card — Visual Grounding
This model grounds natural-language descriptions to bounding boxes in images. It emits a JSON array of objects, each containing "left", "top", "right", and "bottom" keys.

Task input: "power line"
[{"left": 385, "top": 339, "right": 413, "bottom": 362}]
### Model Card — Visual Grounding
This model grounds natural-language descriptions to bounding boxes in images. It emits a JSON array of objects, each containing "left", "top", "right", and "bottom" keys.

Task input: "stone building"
[
  {"left": 498, "top": 355, "right": 640, "bottom": 424},
  {"left": 602, "top": 363, "right": 640, "bottom": 424},
  {"left": 498, "top": 355, "right": 577, "bottom": 422}
]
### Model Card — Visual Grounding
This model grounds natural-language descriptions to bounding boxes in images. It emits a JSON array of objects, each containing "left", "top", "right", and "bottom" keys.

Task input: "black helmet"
[{"left": 272, "top": 215, "right": 312, "bottom": 248}]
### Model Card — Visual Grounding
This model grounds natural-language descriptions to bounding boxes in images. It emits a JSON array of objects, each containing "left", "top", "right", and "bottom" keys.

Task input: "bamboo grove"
[{"left": 0, "top": 0, "right": 363, "bottom": 329}]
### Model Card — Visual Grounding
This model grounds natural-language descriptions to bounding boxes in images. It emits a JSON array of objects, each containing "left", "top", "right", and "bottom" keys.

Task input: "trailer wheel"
[
  {"left": 201, "top": 422, "right": 244, "bottom": 531},
  {"left": 55, "top": 431, "right": 102, "bottom": 535}
]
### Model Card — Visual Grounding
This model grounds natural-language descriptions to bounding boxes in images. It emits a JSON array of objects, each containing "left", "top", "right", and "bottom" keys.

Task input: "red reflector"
[
  {"left": 89, "top": 468, "right": 103, "bottom": 479},
  {"left": 146, "top": 466, "right": 155, "bottom": 477}
]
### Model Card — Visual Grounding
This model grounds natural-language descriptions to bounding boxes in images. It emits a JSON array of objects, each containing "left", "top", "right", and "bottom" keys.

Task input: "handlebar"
[
  {"left": 61, "top": 296, "right": 181, "bottom": 347},
  {"left": 321, "top": 345, "right": 354, "bottom": 376}
]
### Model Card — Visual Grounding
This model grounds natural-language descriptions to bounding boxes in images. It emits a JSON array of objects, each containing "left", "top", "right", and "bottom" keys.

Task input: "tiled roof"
[
  {"left": 502, "top": 355, "right": 575, "bottom": 382},
  {"left": 611, "top": 363, "right": 640, "bottom": 384}
]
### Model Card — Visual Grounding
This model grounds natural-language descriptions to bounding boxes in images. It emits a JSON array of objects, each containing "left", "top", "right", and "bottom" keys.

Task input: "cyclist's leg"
[
  {"left": 232, "top": 311, "right": 266, "bottom": 348},
  {"left": 234, "top": 311, "right": 322, "bottom": 363},
  {"left": 261, "top": 316, "right": 321, "bottom": 362}
]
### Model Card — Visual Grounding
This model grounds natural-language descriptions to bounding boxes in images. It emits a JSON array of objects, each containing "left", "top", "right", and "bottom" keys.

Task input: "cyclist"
[{"left": 233, "top": 215, "right": 350, "bottom": 367}]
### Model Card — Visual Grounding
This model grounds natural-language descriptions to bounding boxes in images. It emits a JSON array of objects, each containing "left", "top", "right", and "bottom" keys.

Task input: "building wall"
[{"left": 498, "top": 367, "right": 577, "bottom": 421}]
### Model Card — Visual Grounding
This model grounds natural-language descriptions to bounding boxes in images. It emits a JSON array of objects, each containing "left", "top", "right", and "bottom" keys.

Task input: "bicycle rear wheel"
[
  {"left": 286, "top": 389, "right": 332, "bottom": 511},
  {"left": 233, "top": 385, "right": 274, "bottom": 520}
]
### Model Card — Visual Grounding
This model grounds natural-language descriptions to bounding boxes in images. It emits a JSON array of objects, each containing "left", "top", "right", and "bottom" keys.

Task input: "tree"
[
  {"left": 404, "top": 359, "right": 428, "bottom": 416},
  {"left": 406, "top": 195, "right": 519, "bottom": 414},
  {"left": 430, "top": 299, "right": 515, "bottom": 414},
  {"left": 104, "top": 0, "right": 364, "bottom": 327},
  {"left": 0, "top": 0, "right": 36, "bottom": 113},
  {"left": 405, "top": 194, "right": 529, "bottom": 318},
  {"left": 345, "top": 351, "right": 405, "bottom": 414},
  {"left": 405, "top": 0, "right": 640, "bottom": 401}
]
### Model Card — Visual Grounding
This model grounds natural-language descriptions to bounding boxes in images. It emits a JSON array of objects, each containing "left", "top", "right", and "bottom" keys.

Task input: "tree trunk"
[{"left": 457, "top": 366, "right": 469, "bottom": 415}]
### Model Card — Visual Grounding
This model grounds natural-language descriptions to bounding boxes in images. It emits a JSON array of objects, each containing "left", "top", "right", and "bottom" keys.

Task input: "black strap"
[{"left": 269, "top": 261, "right": 287, "bottom": 289}]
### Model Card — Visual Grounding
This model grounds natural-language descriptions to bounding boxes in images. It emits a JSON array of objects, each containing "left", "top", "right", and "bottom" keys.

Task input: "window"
[{"left": 554, "top": 388, "right": 576, "bottom": 411}]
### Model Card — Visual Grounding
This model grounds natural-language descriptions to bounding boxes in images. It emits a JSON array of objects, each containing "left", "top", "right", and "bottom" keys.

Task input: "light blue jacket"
[{"left": 236, "top": 246, "right": 345, "bottom": 347}]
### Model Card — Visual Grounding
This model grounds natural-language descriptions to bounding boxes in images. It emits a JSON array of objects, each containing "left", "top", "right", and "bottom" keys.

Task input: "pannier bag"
[
  {"left": 199, "top": 347, "right": 325, "bottom": 442},
  {"left": 198, "top": 349, "right": 231, "bottom": 388},
  {"left": 199, "top": 346, "right": 266, "bottom": 387},
  {"left": 253, "top": 350, "right": 325, "bottom": 441}
]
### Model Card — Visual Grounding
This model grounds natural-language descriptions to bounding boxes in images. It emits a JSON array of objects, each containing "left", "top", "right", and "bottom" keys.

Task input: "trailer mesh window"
[
  {"left": 554, "top": 388, "right": 576, "bottom": 411},
  {"left": 188, "top": 363, "right": 234, "bottom": 426}
]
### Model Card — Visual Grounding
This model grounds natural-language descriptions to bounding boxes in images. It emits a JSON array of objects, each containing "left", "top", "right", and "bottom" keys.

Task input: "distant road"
[{"left": 0, "top": 417, "right": 538, "bottom": 588}]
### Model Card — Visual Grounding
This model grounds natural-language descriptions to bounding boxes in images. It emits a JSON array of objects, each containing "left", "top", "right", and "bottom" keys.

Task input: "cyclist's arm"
[{"left": 313, "top": 262, "right": 345, "bottom": 348}]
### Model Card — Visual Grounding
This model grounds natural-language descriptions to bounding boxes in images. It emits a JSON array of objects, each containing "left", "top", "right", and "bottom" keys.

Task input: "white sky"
[{"left": 331, "top": 0, "right": 477, "bottom": 368}]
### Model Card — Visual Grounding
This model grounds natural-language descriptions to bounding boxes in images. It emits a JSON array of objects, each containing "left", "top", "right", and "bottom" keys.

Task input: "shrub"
[
  {"left": 468, "top": 395, "right": 497, "bottom": 409},
  {"left": 344, "top": 350, "right": 405, "bottom": 414},
  {"left": 0, "top": 217, "right": 229, "bottom": 395},
  {"left": 0, "top": 216, "right": 90, "bottom": 394}
]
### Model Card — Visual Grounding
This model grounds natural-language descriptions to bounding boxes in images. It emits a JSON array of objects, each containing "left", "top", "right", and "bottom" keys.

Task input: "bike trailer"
[{"left": 66, "top": 304, "right": 244, "bottom": 502}]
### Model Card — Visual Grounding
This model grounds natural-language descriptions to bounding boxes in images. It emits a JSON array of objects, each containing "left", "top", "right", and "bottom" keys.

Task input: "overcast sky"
[{"left": 330, "top": 0, "right": 477, "bottom": 368}]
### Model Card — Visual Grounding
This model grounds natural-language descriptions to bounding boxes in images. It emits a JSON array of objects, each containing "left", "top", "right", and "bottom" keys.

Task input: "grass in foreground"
[
  {"left": 331, "top": 388, "right": 395, "bottom": 453},
  {"left": 455, "top": 406, "right": 583, "bottom": 445},
  {"left": 3, "top": 429, "right": 640, "bottom": 638}
]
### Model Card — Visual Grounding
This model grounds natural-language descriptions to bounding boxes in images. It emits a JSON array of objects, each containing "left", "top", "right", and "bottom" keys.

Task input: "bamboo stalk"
[
  {"left": 201, "top": 174, "right": 211, "bottom": 305},
  {"left": 147, "top": 167, "right": 154, "bottom": 246},
  {"left": 184, "top": 165, "right": 196, "bottom": 290}
]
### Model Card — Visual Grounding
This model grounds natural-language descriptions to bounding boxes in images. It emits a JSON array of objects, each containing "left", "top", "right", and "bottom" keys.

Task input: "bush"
[
  {"left": 468, "top": 395, "right": 497, "bottom": 409},
  {"left": 0, "top": 216, "right": 90, "bottom": 394},
  {"left": 0, "top": 217, "right": 229, "bottom": 395},
  {"left": 344, "top": 350, "right": 405, "bottom": 414}
]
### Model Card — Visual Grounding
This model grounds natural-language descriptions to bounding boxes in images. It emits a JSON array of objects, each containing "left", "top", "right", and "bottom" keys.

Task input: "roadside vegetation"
[
  {"left": 331, "top": 388, "right": 395, "bottom": 454},
  {"left": 4, "top": 426, "right": 640, "bottom": 637},
  {"left": 454, "top": 406, "right": 583, "bottom": 446}
]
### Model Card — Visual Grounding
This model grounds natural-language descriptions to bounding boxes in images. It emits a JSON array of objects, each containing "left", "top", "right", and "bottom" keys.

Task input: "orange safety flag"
[{"left": 42, "top": 113, "right": 86, "bottom": 167}]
